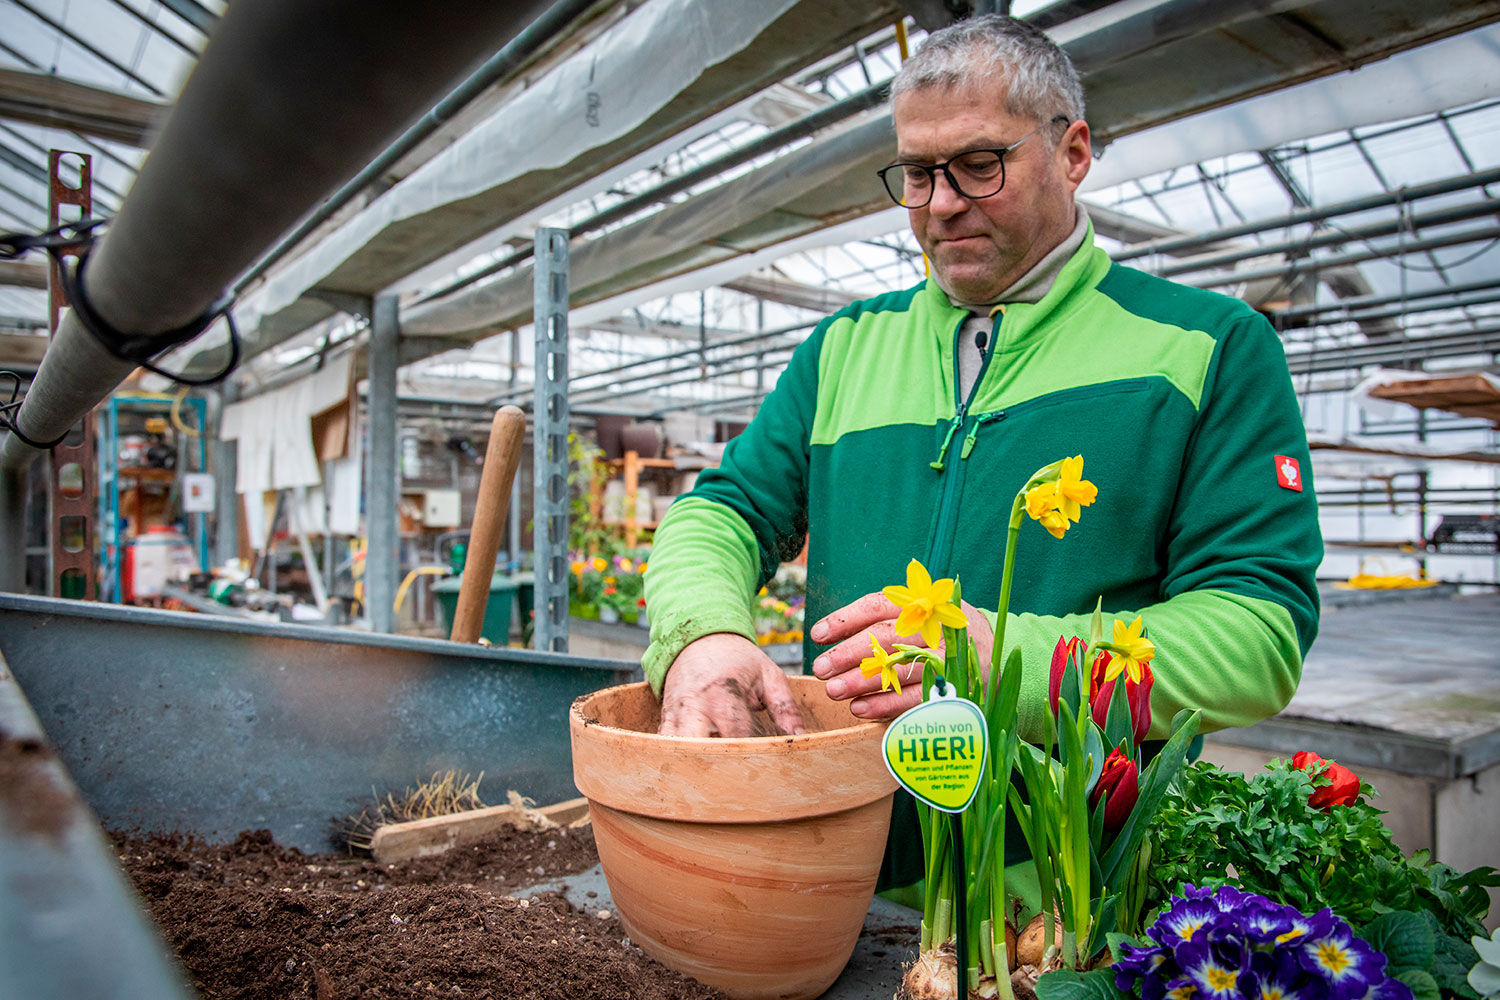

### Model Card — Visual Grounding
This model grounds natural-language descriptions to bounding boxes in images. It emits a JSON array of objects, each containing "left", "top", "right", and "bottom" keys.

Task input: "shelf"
[{"left": 118, "top": 466, "right": 177, "bottom": 482}]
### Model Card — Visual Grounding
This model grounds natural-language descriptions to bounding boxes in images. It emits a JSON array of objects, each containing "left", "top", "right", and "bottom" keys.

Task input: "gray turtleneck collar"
[{"left": 949, "top": 205, "right": 1090, "bottom": 400}]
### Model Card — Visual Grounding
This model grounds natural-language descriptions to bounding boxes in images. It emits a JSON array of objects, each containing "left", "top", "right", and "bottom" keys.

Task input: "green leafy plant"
[{"left": 567, "top": 432, "right": 610, "bottom": 555}]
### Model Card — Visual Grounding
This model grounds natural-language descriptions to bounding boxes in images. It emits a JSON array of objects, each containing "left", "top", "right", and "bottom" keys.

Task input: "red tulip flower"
[
  {"left": 1049, "top": 635, "right": 1087, "bottom": 713},
  {"left": 1051, "top": 636, "right": 1154, "bottom": 749},
  {"left": 1091, "top": 748, "right": 1139, "bottom": 832},
  {"left": 1292, "top": 751, "right": 1361, "bottom": 810},
  {"left": 1092, "top": 656, "right": 1153, "bottom": 748}
]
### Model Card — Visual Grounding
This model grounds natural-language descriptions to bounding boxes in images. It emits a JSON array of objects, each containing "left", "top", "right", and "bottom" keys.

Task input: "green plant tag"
[{"left": 882, "top": 683, "right": 988, "bottom": 813}]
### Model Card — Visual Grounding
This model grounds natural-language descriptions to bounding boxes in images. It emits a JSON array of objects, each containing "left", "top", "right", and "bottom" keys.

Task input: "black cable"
[
  {"left": 55, "top": 249, "right": 240, "bottom": 386},
  {"left": 0, "top": 370, "right": 68, "bottom": 449}
]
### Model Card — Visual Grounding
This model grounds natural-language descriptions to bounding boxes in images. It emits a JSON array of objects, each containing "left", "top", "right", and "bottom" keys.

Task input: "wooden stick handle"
[{"left": 449, "top": 405, "right": 526, "bottom": 644}]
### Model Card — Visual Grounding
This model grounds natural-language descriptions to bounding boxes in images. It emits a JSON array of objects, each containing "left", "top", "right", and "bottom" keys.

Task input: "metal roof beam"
[
  {"left": 10, "top": 0, "right": 167, "bottom": 97},
  {"left": 0, "top": 260, "right": 48, "bottom": 289},
  {"left": 157, "top": 0, "right": 219, "bottom": 36},
  {"left": 0, "top": 67, "right": 167, "bottom": 147},
  {"left": 103, "top": 0, "right": 200, "bottom": 58}
]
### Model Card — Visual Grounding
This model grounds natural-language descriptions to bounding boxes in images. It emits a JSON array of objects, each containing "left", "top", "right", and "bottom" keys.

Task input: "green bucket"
[{"left": 433, "top": 574, "right": 518, "bottom": 645}]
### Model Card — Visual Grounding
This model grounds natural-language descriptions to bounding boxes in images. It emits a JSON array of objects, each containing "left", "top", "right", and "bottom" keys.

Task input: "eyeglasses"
[{"left": 878, "top": 119, "right": 1069, "bottom": 209}]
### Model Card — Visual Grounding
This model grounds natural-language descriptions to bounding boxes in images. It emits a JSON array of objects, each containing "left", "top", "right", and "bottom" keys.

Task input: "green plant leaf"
[
  {"left": 1100, "top": 710, "right": 1201, "bottom": 886},
  {"left": 1035, "top": 968, "right": 1129, "bottom": 1000},
  {"left": 1082, "top": 723, "right": 1107, "bottom": 795},
  {"left": 1359, "top": 911, "right": 1434, "bottom": 973},
  {"left": 1397, "top": 969, "right": 1441, "bottom": 1000},
  {"left": 1103, "top": 677, "right": 1133, "bottom": 754},
  {"left": 1106, "top": 930, "right": 1149, "bottom": 958}
]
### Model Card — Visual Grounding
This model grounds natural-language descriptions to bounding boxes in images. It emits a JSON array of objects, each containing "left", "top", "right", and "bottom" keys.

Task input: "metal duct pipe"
[
  {"left": 235, "top": 0, "right": 604, "bottom": 295},
  {"left": 1278, "top": 288, "right": 1500, "bottom": 329},
  {"left": 566, "top": 343, "right": 799, "bottom": 408},
  {"left": 1155, "top": 198, "right": 1500, "bottom": 279},
  {"left": 1286, "top": 324, "right": 1500, "bottom": 375},
  {"left": 1190, "top": 225, "right": 1500, "bottom": 290},
  {"left": 0, "top": 0, "right": 563, "bottom": 586},
  {"left": 1113, "top": 165, "right": 1500, "bottom": 263},
  {"left": 487, "top": 319, "right": 815, "bottom": 406},
  {"left": 1273, "top": 278, "right": 1500, "bottom": 323}
]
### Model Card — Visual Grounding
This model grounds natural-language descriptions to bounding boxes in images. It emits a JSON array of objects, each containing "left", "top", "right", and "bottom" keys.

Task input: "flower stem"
[{"left": 988, "top": 495, "right": 1026, "bottom": 688}]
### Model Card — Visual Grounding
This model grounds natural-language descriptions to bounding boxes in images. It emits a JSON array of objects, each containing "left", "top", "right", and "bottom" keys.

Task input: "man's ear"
[{"left": 1060, "top": 119, "right": 1092, "bottom": 191}]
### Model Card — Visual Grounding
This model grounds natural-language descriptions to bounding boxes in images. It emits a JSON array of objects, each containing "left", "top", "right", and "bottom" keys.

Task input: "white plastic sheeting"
[
  {"left": 400, "top": 111, "right": 896, "bottom": 337},
  {"left": 250, "top": 0, "right": 804, "bottom": 325},
  {"left": 219, "top": 353, "right": 352, "bottom": 494}
]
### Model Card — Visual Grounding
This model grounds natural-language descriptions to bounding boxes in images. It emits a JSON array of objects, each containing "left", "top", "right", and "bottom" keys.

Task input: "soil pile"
[{"left": 112, "top": 826, "right": 726, "bottom": 1000}]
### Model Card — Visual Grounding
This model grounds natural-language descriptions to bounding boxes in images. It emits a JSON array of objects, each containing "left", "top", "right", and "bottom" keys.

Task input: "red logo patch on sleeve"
[{"left": 1275, "top": 455, "right": 1302, "bottom": 492}]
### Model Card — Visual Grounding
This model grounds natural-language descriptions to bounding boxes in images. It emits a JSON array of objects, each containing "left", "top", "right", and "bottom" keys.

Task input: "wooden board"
[
  {"left": 369, "top": 796, "right": 590, "bottom": 864},
  {"left": 1369, "top": 373, "right": 1500, "bottom": 426}
]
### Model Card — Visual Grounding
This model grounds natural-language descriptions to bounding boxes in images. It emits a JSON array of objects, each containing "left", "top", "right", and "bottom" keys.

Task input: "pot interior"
[{"left": 579, "top": 675, "right": 864, "bottom": 737}]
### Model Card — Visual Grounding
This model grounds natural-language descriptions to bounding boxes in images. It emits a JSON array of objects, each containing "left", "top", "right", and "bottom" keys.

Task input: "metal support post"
[
  {"left": 533, "top": 229, "right": 570, "bottom": 653},
  {"left": 367, "top": 295, "right": 399, "bottom": 633},
  {"left": 212, "top": 382, "right": 239, "bottom": 568},
  {"left": 46, "top": 150, "right": 97, "bottom": 599}
]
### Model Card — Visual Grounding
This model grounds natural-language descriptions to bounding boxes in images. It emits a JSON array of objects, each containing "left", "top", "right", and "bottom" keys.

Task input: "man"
[{"left": 641, "top": 15, "right": 1322, "bottom": 889}]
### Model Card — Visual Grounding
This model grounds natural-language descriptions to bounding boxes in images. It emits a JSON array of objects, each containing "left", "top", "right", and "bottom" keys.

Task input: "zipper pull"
[
  {"left": 930, "top": 412, "right": 963, "bottom": 471},
  {"left": 960, "top": 412, "right": 1006, "bottom": 461}
]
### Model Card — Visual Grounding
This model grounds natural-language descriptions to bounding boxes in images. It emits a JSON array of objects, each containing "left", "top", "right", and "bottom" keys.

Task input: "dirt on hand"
[{"left": 112, "top": 826, "right": 726, "bottom": 1000}]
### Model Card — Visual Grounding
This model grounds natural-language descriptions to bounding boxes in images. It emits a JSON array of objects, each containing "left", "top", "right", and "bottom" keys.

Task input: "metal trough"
[{"left": 0, "top": 593, "right": 638, "bottom": 999}]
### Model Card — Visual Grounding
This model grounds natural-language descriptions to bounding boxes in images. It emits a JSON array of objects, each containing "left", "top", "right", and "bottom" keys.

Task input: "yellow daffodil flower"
[
  {"left": 570, "top": 560, "right": 586, "bottom": 577},
  {"left": 1102, "top": 615, "right": 1155, "bottom": 684},
  {"left": 1025, "top": 482, "right": 1061, "bottom": 519},
  {"left": 882, "top": 558, "right": 967, "bottom": 648},
  {"left": 1054, "top": 454, "right": 1098, "bottom": 521},
  {"left": 1037, "top": 506, "right": 1071, "bottom": 539},
  {"left": 639, "top": 561, "right": 648, "bottom": 574},
  {"left": 859, "top": 636, "right": 903, "bottom": 695},
  {"left": 592, "top": 556, "right": 607, "bottom": 572},
  {"left": 1023, "top": 456, "right": 1097, "bottom": 536}
]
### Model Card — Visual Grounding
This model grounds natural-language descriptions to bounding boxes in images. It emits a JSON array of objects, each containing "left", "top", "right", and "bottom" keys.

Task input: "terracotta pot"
[
  {"left": 619, "top": 421, "right": 664, "bottom": 459},
  {"left": 569, "top": 677, "right": 897, "bottom": 1000}
]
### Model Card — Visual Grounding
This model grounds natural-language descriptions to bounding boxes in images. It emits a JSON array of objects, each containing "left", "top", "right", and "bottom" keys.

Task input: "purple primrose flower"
[{"left": 1112, "top": 885, "right": 1412, "bottom": 1000}]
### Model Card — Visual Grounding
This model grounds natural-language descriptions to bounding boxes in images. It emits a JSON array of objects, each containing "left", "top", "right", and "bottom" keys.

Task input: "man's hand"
[
  {"left": 659, "top": 632, "right": 808, "bottom": 737},
  {"left": 809, "top": 593, "right": 994, "bottom": 720}
]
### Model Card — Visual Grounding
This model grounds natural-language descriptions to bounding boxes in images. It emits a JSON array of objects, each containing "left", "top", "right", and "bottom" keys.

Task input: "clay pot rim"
[
  {"left": 570, "top": 679, "right": 898, "bottom": 821},
  {"left": 569, "top": 679, "right": 888, "bottom": 750}
]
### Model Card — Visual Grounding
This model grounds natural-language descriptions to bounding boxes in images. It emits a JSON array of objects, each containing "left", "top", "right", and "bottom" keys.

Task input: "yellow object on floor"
[{"left": 1335, "top": 573, "right": 1439, "bottom": 590}]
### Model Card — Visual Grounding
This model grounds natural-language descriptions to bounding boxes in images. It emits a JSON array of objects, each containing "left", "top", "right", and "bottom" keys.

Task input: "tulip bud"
[
  {"left": 1091, "top": 748, "right": 1139, "bottom": 832},
  {"left": 1291, "top": 751, "right": 1361, "bottom": 810},
  {"left": 1128, "top": 664, "right": 1153, "bottom": 746},
  {"left": 1049, "top": 636, "right": 1068, "bottom": 714},
  {"left": 1049, "top": 636, "right": 1086, "bottom": 715}
]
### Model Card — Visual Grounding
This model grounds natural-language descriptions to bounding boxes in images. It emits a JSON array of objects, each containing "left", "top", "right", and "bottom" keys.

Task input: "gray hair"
[{"left": 889, "top": 15, "right": 1085, "bottom": 136}]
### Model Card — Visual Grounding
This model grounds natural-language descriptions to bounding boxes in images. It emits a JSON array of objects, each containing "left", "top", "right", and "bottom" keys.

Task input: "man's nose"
[{"left": 927, "top": 168, "right": 968, "bottom": 218}]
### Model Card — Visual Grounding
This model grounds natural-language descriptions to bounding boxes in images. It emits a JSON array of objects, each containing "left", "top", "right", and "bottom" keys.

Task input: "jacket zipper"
[
  {"left": 960, "top": 411, "right": 1008, "bottom": 460},
  {"left": 927, "top": 307, "right": 1002, "bottom": 573}
]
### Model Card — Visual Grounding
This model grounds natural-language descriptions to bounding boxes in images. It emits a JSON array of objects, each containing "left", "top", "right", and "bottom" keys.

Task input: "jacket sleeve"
[
  {"left": 640, "top": 325, "right": 823, "bottom": 694},
  {"left": 988, "top": 314, "right": 1323, "bottom": 742}
]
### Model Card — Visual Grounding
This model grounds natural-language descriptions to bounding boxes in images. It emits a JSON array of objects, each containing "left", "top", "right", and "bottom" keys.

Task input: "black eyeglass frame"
[{"left": 877, "top": 115, "right": 1074, "bottom": 209}]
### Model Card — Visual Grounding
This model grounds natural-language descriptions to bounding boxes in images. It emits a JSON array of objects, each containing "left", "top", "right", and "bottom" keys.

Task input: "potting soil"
[{"left": 111, "top": 825, "right": 727, "bottom": 1000}]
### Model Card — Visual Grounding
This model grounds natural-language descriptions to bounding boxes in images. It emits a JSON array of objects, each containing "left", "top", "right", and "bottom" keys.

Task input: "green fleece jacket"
[{"left": 642, "top": 227, "right": 1322, "bottom": 887}]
